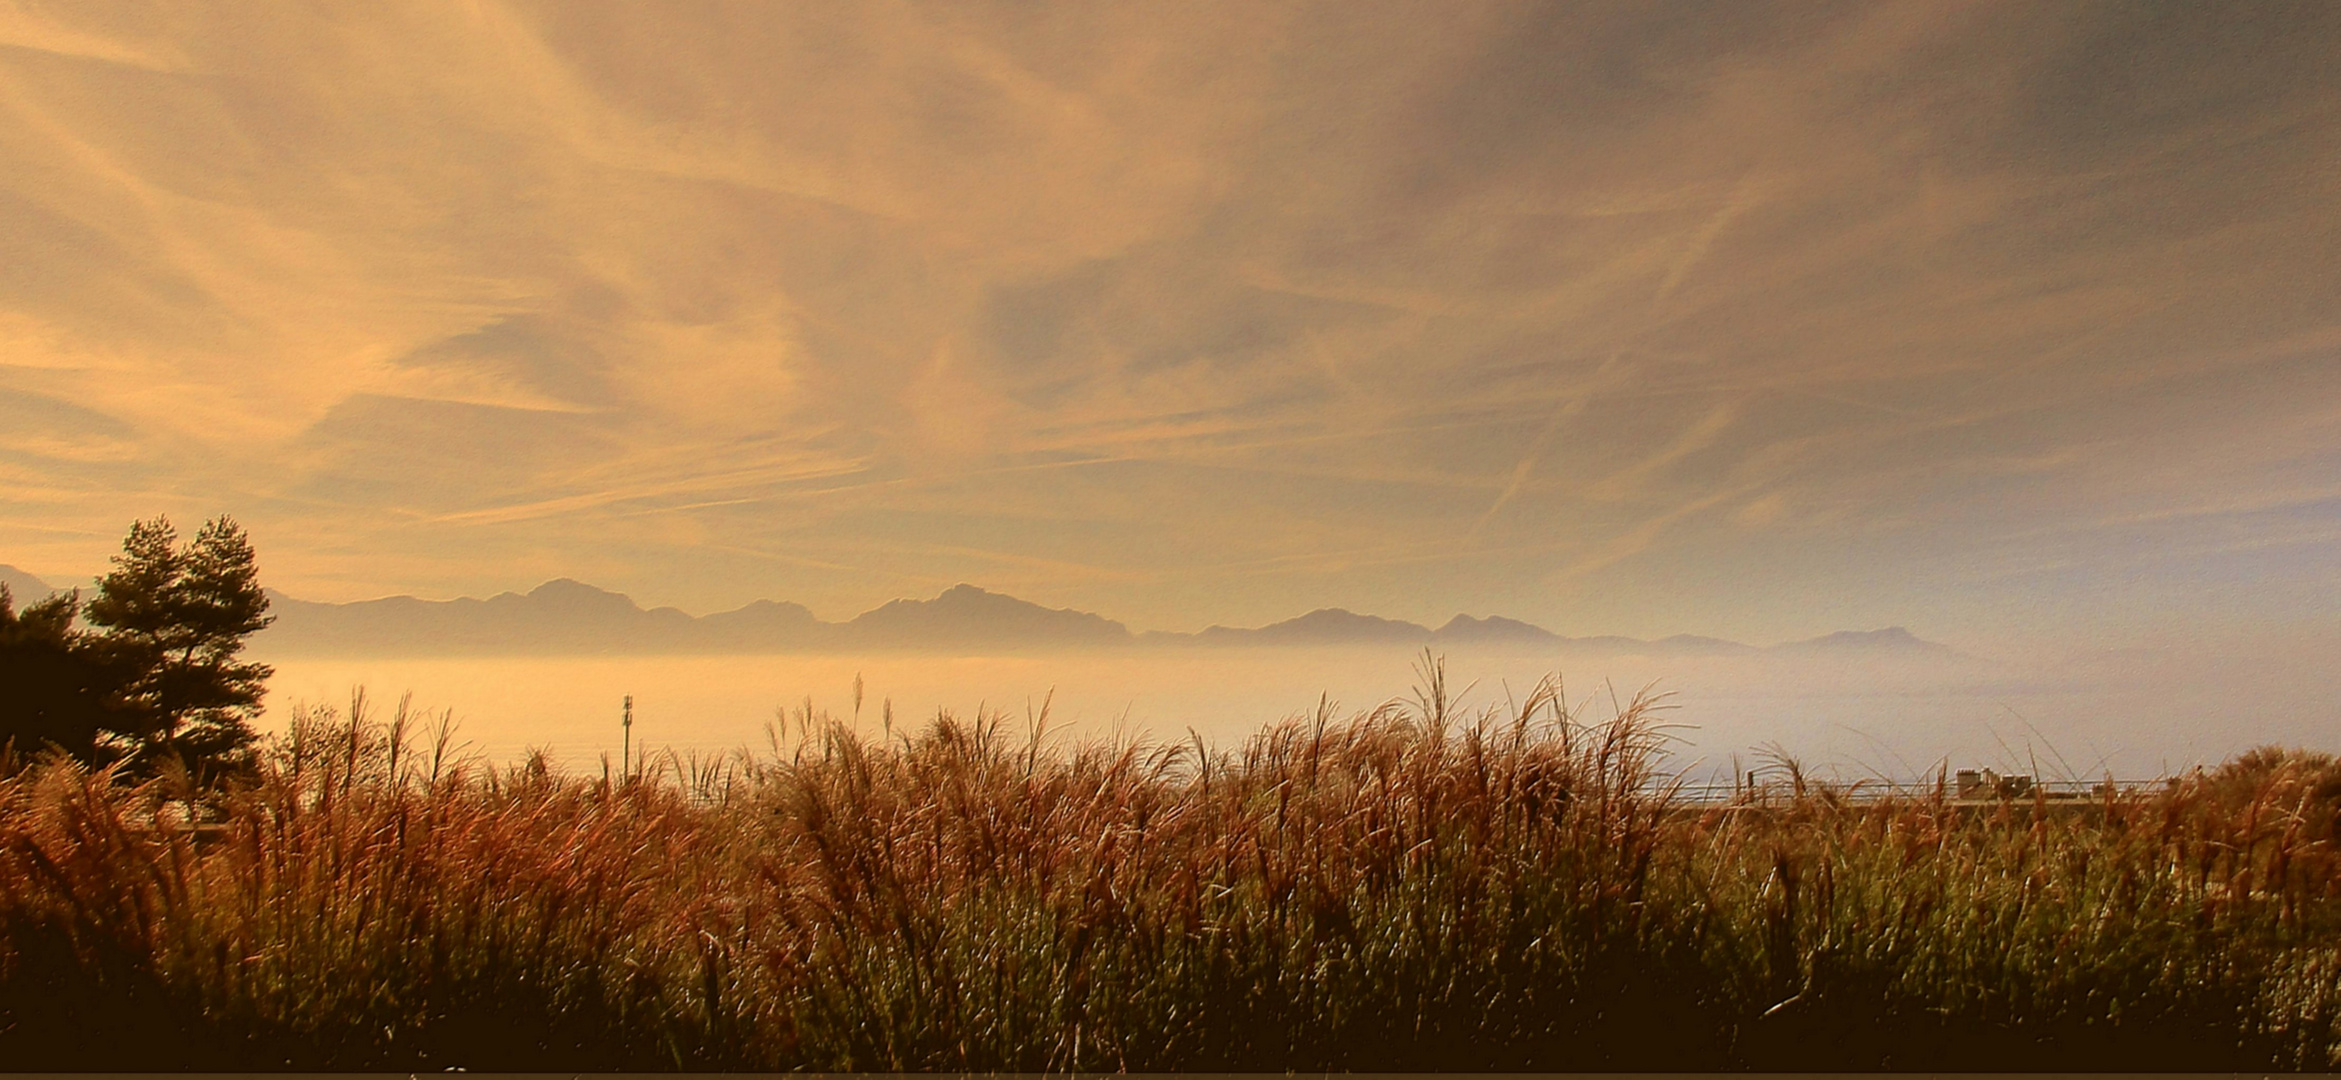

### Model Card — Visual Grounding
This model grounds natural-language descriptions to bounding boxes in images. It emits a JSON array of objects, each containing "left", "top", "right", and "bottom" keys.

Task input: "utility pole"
[{"left": 623, "top": 694, "right": 634, "bottom": 782}]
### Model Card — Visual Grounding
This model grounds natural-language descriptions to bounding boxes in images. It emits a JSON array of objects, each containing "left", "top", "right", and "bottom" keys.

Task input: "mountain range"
[{"left": 0, "top": 563, "right": 1963, "bottom": 658}]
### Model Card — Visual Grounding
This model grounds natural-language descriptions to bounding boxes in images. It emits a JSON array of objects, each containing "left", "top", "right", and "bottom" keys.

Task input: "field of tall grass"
[{"left": 6, "top": 662, "right": 2341, "bottom": 1070}]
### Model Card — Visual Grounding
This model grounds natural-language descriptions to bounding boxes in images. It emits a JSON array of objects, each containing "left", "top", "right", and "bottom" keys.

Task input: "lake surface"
[{"left": 257, "top": 638, "right": 2341, "bottom": 784}]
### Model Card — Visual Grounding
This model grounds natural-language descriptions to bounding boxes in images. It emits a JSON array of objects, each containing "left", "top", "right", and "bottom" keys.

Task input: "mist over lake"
[{"left": 257, "top": 636, "right": 2341, "bottom": 784}]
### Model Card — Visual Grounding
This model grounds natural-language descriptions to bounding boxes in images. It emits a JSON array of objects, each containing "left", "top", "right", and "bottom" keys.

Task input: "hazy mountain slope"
[
  {"left": 693, "top": 599, "right": 828, "bottom": 650},
  {"left": 1771, "top": 626, "right": 1959, "bottom": 656},
  {"left": 265, "top": 579, "right": 699, "bottom": 655},
  {"left": 843, "top": 584, "right": 1132, "bottom": 648},
  {"left": 0, "top": 565, "right": 59, "bottom": 605},
  {"left": 259, "top": 582, "right": 1131, "bottom": 654},
  {"left": 1433, "top": 614, "right": 1560, "bottom": 643},
  {"left": 1184, "top": 608, "right": 1435, "bottom": 646}
]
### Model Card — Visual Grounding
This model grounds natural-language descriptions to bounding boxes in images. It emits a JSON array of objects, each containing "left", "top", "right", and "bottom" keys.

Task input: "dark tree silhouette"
[
  {"left": 0, "top": 585, "right": 112, "bottom": 762},
  {"left": 80, "top": 515, "right": 275, "bottom": 781}
]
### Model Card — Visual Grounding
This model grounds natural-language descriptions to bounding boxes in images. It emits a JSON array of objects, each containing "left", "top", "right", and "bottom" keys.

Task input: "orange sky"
[{"left": 1, "top": 1, "right": 2337, "bottom": 650}]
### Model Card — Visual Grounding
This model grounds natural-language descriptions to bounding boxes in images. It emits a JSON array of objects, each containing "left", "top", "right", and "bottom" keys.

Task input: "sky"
[{"left": 2, "top": 1, "right": 2338, "bottom": 653}]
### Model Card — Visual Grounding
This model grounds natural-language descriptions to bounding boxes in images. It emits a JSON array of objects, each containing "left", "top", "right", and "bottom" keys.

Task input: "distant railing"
[{"left": 1664, "top": 775, "right": 2175, "bottom": 807}]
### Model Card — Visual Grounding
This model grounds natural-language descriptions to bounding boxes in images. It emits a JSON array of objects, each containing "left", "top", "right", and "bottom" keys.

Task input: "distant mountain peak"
[
  {"left": 1291, "top": 607, "right": 1388, "bottom": 625},
  {"left": 1195, "top": 608, "right": 1434, "bottom": 644},
  {"left": 527, "top": 577, "right": 630, "bottom": 600},
  {"left": 531, "top": 576, "right": 599, "bottom": 594},
  {"left": 924, "top": 583, "right": 1028, "bottom": 609},
  {"left": 1800, "top": 626, "right": 1917, "bottom": 645},
  {"left": 0, "top": 564, "right": 58, "bottom": 603},
  {"left": 716, "top": 598, "right": 814, "bottom": 614},
  {"left": 514, "top": 577, "right": 644, "bottom": 616},
  {"left": 845, "top": 584, "right": 1132, "bottom": 646},
  {"left": 1435, "top": 614, "right": 1559, "bottom": 641},
  {"left": 1776, "top": 626, "right": 1959, "bottom": 655}
]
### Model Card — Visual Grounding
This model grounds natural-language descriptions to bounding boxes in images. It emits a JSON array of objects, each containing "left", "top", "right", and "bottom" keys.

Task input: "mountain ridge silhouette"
[{"left": 255, "top": 578, "right": 1965, "bottom": 659}]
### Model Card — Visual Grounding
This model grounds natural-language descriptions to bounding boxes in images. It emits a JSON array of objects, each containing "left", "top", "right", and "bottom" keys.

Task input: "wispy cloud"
[{"left": 0, "top": 2, "right": 2334, "bottom": 643}]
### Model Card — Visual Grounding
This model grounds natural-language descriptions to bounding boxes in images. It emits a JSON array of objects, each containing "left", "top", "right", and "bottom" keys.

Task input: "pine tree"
[
  {"left": 0, "top": 585, "right": 112, "bottom": 763},
  {"left": 82, "top": 515, "right": 274, "bottom": 780}
]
